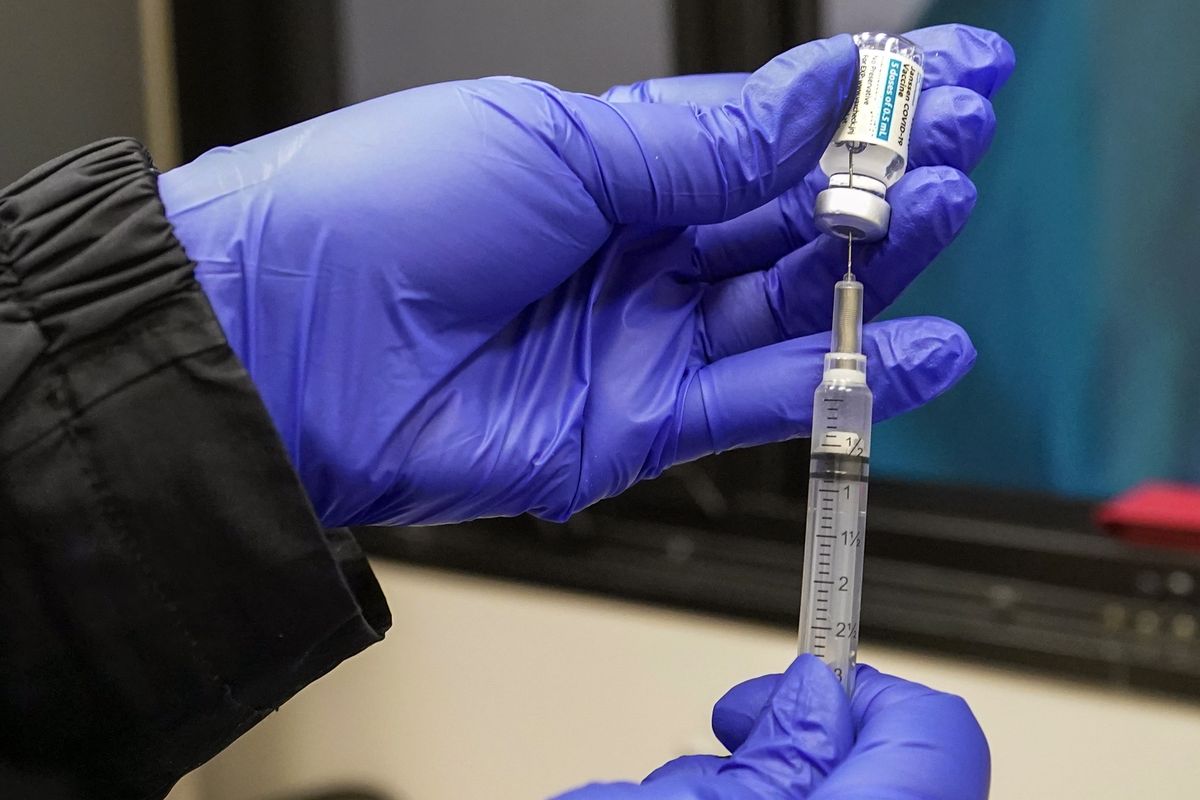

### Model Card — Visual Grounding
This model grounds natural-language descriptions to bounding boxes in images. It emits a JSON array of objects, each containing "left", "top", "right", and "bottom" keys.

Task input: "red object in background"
[{"left": 1096, "top": 482, "right": 1200, "bottom": 551}]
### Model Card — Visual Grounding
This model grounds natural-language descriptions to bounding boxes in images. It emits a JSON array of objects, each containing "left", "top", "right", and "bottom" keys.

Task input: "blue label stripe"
[{"left": 875, "top": 58, "right": 902, "bottom": 140}]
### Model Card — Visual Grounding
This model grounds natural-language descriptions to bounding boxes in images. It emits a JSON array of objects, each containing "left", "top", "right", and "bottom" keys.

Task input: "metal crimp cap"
[{"left": 814, "top": 186, "right": 891, "bottom": 242}]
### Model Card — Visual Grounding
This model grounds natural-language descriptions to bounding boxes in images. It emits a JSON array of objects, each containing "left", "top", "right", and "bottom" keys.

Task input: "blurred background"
[{"left": 5, "top": 0, "right": 1200, "bottom": 798}]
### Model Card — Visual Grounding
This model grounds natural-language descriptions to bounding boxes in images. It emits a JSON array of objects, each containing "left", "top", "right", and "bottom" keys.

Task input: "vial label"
[{"left": 833, "top": 49, "right": 923, "bottom": 158}]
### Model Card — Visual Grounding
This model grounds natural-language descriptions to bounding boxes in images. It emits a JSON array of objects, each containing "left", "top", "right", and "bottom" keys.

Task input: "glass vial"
[{"left": 814, "top": 32, "right": 925, "bottom": 242}]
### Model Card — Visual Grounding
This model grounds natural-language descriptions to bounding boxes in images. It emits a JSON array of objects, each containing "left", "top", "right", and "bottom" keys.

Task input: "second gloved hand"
[
  {"left": 555, "top": 656, "right": 990, "bottom": 800},
  {"left": 159, "top": 25, "right": 1014, "bottom": 526}
]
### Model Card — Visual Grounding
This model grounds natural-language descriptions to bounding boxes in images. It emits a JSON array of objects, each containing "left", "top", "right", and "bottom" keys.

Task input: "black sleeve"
[{"left": 0, "top": 139, "right": 391, "bottom": 800}]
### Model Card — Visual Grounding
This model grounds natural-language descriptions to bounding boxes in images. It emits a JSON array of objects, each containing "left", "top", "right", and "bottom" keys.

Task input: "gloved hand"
[
  {"left": 159, "top": 25, "right": 1015, "bottom": 526},
  {"left": 554, "top": 655, "right": 989, "bottom": 800}
]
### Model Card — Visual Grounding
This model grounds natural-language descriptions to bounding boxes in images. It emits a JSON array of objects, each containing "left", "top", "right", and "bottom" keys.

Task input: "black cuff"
[{"left": 0, "top": 139, "right": 390, "bottom": 799}]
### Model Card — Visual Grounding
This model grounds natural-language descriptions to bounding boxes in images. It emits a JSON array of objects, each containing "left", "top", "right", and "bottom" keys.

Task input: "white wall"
[{"left": 177, "top": 562, "right": 1200, "bottom": 800}]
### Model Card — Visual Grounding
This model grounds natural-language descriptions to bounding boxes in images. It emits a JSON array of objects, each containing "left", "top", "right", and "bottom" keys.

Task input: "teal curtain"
[{"left": 873, "top": 0, "right": 1200, "bottom": 497}]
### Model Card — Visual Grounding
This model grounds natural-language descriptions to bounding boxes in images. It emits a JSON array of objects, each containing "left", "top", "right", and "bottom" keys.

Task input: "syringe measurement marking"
[{"left": 807, "top": 465, "right": 863, "bottom": 670}]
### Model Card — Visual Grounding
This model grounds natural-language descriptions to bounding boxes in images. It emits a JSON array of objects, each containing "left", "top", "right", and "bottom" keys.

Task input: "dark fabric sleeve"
[{"left": 0, "top": 139, "right": 391, "bottom": 800}]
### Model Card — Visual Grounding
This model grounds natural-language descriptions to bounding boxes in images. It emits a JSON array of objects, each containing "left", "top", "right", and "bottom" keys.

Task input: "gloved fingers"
[
  {"left": 675, "top": 316, "right": 975, "bottom": 464},
  {"left": 642, "top": 754, "right": 727, "bottom": 783},
  {"left": 561, "top": 35, "right": 857, "bottom": 226},
  {"left": 711, "top": 673, "right": 782, "bottom": 753},
  {"left": 697, "top": 166, "right": 976, "bottom": 361},
  {"left": 600, "top": 72, "right": 749, "bottom": 104},
  {"left": 810, "top": 665, "right": 991, "bottom": 800},
  {"left": 908, "top": 86, "right": 996, "bottom": 172},
  {"left": 905, "top": 24, "right": 1016, "bottom": 97},
  {"left": 691, "top": 88, "right": 989, "bottom": 283},
  {"left": 716, "top": 654, "right": 853, "bottom": 798},
  {"left": 691, "top": 175, "right": 822, "bottom": 282},
  {"left": 600, "top": 26, "right": 1013, "bottom": 109}
]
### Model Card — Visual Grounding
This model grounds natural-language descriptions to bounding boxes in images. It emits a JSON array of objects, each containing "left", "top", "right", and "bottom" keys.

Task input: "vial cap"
[{"left": 814, "top": 186, "right": 891, "bottom": 242}]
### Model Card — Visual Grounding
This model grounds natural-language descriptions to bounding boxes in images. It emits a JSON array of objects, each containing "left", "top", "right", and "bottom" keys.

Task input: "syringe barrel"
[
  {"left": 831, "top": 279, "right": 863, "bottom": 356},
  {"left": 798, "top": 376, "right": 873, "bottom": 693}
]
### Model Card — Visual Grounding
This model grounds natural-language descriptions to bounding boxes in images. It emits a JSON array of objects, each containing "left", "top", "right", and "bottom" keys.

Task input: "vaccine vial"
[{"left": 814, "top": 33, "right": 925, "bottom": 242}]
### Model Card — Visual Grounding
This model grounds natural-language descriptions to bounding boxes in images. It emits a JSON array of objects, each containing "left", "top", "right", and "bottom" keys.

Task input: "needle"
[
  {"left": 845, "top": 147, "right": 855, "bottom": 281},
  {"left": 846, "top": 230, "right": 854, "bottom": 280}
]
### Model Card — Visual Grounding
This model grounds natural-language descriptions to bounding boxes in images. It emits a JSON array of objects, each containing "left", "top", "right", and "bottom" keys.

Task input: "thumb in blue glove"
[
  {"left": 554, "top": 655, "right": 853, "bottom": 799},
  {"left": 705, "top": 661, "right": 990, "bottom": 799},
  {"left": 555, "top": 656, "right": 989, "bottom": 800}
]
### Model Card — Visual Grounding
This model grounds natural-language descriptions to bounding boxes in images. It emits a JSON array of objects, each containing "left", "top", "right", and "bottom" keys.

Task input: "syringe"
[
  {"left": 799, "top": 29, "right": 923, "bottom": 694},
  {"left": 797, "top": 234, "right": 872, "bottom": 694}
]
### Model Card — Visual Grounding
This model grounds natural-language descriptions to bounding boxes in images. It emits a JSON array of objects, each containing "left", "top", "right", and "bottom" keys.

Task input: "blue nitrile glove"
[
  {"left": 158, "top": 25, "right": 1014, "bottom": 526},
  {"left": 554, "top": 656, "right": 989, "bottom": 800}
]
